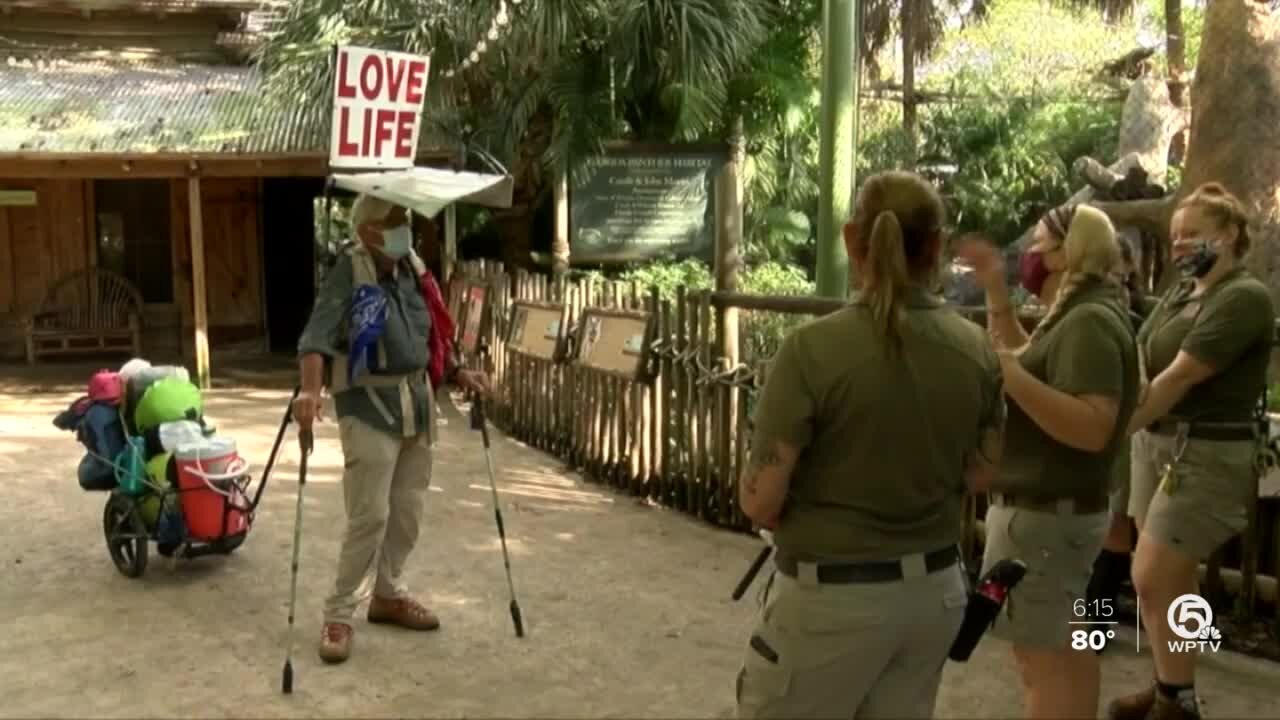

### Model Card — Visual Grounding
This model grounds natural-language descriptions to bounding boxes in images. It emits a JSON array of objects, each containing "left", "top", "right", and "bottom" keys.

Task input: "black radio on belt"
[{"left": 948, "top": 558, "right": 1028, "bottom": 662}]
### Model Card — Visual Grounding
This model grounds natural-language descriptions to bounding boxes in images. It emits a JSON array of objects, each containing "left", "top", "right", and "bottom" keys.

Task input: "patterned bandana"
[{"left": 348, "top": 284, "right": 388, "bottom": 383}]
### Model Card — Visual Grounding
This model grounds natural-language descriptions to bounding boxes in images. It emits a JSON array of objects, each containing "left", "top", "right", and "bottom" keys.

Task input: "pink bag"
[{"left": 88, "top": 369, "right": 123, "bottom": 406}]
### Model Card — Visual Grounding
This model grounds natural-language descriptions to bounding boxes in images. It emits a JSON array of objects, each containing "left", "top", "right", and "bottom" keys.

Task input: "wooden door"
[
  {"left": 202, "top": 178, "right": 263, "bottom": 339},
  {"left": 170, "top": 177, "right": 264, "bottom": 344}
]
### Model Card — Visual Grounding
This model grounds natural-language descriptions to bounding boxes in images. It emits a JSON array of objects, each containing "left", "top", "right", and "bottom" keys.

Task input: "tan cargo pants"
[
  {"left": 735, "top": 556, "right": 968, "bottom": 719},
  {"left": 322, "top": 414, "right": 433, "bottom": 623}
]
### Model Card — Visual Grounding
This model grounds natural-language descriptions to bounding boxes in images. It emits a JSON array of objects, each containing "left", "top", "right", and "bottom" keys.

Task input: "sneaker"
[{"left": 318, "top": 622, "right": 353, "bottom": 664}]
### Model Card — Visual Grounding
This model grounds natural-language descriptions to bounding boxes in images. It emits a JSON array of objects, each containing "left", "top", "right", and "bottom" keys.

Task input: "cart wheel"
[
  {"left": 217, "top": 532, "right": 247, "bottom": 555},
  {"left": 103, "top": 494, "right": 149, "bottom": 578}
]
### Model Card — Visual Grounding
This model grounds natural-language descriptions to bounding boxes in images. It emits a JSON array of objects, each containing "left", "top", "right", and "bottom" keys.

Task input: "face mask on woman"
[
  {"left": 379, "top": 225, "right": 413, "bottom": 260},
  {"left": 1019, "top": 251, "right": 1051, "bottom": 296},
  {"left": 1174, "top": 235, "right": 1220, "bottom": 278}
]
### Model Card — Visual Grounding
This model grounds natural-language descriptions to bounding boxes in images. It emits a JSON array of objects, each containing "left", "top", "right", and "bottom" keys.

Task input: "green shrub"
[{"left": 617, "top": 259, "right": 815, "bottom": 368}]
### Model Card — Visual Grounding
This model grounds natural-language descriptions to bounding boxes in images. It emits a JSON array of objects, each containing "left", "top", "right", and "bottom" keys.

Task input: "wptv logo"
[{"left": 1165, "top": 593, "right": 1223, "bottom": 653}]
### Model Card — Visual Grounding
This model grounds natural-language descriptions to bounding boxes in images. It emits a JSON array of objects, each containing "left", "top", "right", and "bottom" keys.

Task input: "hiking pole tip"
[
  {"left": 510, "top": 599, "right": 525, "bottom": 638},
  {"left": 282, "top": 659, "right": 293, "bottom": 694}
]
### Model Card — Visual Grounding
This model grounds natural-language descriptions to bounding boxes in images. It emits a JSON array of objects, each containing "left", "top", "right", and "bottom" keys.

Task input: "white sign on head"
[{"left": 330, "top": 45, "right": 431, "bottom": 170}]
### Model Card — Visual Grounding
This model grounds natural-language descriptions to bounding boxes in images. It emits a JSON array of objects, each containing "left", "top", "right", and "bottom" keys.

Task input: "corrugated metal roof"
[{"left": 0, "top": 58, "right": 451, "bottom": 156}]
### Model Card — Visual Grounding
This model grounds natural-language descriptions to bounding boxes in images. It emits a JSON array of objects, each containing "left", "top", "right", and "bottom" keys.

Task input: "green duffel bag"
[{"left": 134, "top": 377, "right": 203, "bottom": 434}]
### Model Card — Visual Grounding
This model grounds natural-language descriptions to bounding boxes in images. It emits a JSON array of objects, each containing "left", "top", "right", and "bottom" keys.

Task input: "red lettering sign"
[{"left": 330, "top": 46, "right": 431, "bottom": 169}]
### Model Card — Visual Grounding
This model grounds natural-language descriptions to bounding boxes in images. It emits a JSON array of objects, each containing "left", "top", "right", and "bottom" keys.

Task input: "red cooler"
[{"left": 175, "top": 437, "right": 251, "bottom": 542}]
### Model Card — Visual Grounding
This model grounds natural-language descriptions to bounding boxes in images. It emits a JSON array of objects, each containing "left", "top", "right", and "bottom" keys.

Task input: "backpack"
[{"left": 335, "top": 245, "right": 457, "bottom": 390}]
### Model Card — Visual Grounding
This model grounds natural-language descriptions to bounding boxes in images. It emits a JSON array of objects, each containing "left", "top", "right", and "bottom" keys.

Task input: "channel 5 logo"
[{"left": 1166, "top": 593, "right": 1222, "bottom": 653}]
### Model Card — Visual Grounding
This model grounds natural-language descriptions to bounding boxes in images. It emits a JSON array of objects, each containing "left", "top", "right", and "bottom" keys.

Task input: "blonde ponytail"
[
  {"left": 865, "top": 209, "right": 911, "bottom": 351},
  {"left": 1029, "top": 272, "right": 1126, "bottom": 343}
]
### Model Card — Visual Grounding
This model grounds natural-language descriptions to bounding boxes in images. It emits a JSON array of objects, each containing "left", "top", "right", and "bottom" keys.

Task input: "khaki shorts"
[
  {"left": 1129, "top": 429, "right": 1255, "bottom": 559},
  {"left": 736, "top": 556, "right": 967, "bottom": 719},
  {"left": 981, "top": 503, "right": 1107, "bottom": 649},
  {"left": 1108, "top": 437, "right": 1131, "bottom": 516}
]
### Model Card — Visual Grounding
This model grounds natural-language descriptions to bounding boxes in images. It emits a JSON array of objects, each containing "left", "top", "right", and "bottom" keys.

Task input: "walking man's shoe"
[
  {"left": 368, "top": 595, "right": 441, "bottom": 631},
  {"left": 318, "top": 622, "right": 354, "bottom": 664},
  {"left": 1106, "top": 685, "right": 1156, "bottom": 720}
]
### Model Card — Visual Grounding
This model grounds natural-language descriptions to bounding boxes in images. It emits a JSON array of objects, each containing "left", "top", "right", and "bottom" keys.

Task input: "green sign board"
[{"left": 570, "top": 151, "right": 726, "bottom": 263}]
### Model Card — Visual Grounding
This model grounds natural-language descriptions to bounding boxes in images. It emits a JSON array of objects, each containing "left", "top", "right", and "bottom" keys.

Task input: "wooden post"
[
  {"left": 715, "top": 123, "right": 744, "bottom": 362},
  {"left": 188, "top": 176, "right": 211, "bottom": 389},
  {"left": 552, "top": 169, "right": 570, "bottom": 277},
  {"left": 715, "top": 123, "right": 744, "bottom": 521},
  {"left": 443, "top": 205, "right": 458, "bottom": 284}
]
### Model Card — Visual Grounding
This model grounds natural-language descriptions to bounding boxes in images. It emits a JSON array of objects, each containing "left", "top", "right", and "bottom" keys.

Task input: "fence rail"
[{"left": 450, "top": 260, "right": 1280, "bottom": 633}]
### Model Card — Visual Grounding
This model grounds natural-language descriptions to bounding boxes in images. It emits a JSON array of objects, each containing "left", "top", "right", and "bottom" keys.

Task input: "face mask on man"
[
  {"left": 1174, "top": 236, "right": 1219, "bottom": 279},
  {"left": 379, "top": 225, "right": 413, "bottom": 260},
  {"left": 1019, "top": 251, "right": 1051, "bottom": 297}
]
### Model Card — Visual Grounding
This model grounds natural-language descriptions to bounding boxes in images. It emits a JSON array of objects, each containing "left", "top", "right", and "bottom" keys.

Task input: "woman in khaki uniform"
[
  {"left": 735, "top": 171, "right": 1005, "bottom": 719},
  {"left": 957, "top": 204, "right": 1140, "bottom": 719},
  {"left": 1107, "top": 183, "right": 1275, "bottom": 720}
]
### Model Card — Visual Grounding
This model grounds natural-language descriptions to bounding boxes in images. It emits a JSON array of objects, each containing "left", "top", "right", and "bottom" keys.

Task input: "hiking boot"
[
  {"left": 368, "top": 595, "right": 440, "bottom": 631},
  {"left": 1149, "top": 692, "right": 1201, "bottom": 720},
  {"left": 318, "top": 622, "right": 353, "bottom": 664},
  {"left": 1105, "top": 685, "right": 1156, "bottom": 720}
]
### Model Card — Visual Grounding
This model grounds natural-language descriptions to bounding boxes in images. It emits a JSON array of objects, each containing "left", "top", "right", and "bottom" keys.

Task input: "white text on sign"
[{"left": 329, "top": 46, "right": 430, "bottom": 169}]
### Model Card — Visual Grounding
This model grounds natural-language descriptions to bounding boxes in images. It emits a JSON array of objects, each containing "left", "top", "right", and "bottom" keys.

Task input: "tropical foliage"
[{"left": 263, "top": 0, "right": 1194, "bottom": 274}]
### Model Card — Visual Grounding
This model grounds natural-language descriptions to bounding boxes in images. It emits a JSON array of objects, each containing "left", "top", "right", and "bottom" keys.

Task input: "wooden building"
[{"left": 0, "top": 0, "right": 451, "bottom": 384}]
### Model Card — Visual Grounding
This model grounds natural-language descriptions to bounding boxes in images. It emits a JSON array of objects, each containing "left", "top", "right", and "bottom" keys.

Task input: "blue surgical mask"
[{"left": 380, "top": 225, "right": 412, "bottom": 260}]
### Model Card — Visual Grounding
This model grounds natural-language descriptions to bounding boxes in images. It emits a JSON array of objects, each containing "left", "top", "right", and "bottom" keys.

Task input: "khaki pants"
[
  {"left": 735, "top": 556, "right": 967, "bottom": 719},
  {"left": 323, "top": 415, "right": 433, "bottom": 623},
  {"left": 1129, "top": 429, "right": 1254, "bottom": 559}
]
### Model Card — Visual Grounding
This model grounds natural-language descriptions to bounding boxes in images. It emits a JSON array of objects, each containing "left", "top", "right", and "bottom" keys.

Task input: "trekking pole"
[
  {"left": 470, "top": 396, "right": 525, "bottom": 638},
  {"left": 731, "top": 529, "right": 774, "bottom": 601},
  {"left": 252, "top": 386, "right": 298, "bottom": 509},
  {"left": 281, "top": 427, "right": 313, "bottom": 694}
]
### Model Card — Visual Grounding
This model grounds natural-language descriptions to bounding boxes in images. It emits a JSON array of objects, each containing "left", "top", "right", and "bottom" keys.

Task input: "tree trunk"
[
  {"left": 1097, "top": 0, "right": 1280, "bottom": 294},
  {"left": 1165, "top": 0, "right": 1187, "bottom": 108},
  {"left": 1176, "top": 0, "right": 1280, "bottom": 299},
  {"left": 900, "top": 0, "right": 918, "bottom": 169}
]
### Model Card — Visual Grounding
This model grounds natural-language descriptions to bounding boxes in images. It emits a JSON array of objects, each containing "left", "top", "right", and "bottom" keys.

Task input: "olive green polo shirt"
[
  {"left": 751, "top": 286, "right": 1005, "bottom": 563},
  {"left": 297, "top": 251, "right": 434, "bottom": 437},
  {"left": 997, "top": 280, "right": 1139, "bottom": 502},
  {"left": 1137, "top": 268, "right": 1274, "bottom": 421}
]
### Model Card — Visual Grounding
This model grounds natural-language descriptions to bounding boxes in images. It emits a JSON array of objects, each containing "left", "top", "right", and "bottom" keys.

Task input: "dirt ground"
[{"left": 2, "top": 373, "right": 1278, "bottom": 718}]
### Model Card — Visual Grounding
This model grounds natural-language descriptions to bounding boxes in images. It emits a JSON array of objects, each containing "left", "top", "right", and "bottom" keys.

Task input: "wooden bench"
[{"left": 23, "top": 268, "right": 143, "bottom": 364}]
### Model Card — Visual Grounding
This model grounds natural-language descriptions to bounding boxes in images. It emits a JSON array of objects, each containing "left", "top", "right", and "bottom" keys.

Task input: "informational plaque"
[
  {"left": 458, "top": 283, "right": 488, "bottom": 355},
  {"left": 569, "top": 150, "right": 726, "bottom": 263},
  {"left": 507, "top": 301, "right": 567, "bottom": 361},
  {"left": 572, "top": 307, "right": 654, "bottom": 381}
]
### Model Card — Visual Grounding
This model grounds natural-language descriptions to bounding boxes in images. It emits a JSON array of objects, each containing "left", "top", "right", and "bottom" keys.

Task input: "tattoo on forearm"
[
  {"left": 742, "top": 443, "right": 782, "bottom": 497},
  {"left": 752, "top": 445, "right": 782, "bottom": 468}
]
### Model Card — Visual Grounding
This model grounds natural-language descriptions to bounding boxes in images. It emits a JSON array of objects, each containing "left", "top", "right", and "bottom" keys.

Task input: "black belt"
[
  {"left": 990, "top": 492, "right": 1107, "bottom": 515},
  {"left": 773, "top": 545, "right": 959, "bottom": 584},
  {"left": 1147, "top": 419, "right": 1257, "bottom": 442}
]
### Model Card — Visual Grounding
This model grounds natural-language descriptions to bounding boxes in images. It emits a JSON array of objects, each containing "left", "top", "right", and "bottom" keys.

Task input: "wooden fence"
[{"left": 449, "top": 260, "right": 1280, "bottom": 631}]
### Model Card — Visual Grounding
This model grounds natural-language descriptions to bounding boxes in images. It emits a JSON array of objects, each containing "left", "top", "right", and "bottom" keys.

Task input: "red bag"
[{"left": 417, "top": 269, "right": 456, "bottom": 389}]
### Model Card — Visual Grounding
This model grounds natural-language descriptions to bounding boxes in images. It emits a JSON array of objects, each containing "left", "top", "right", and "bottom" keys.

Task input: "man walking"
[{"left": 294, "top": 194, "right": 490, "bottom": 664}]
